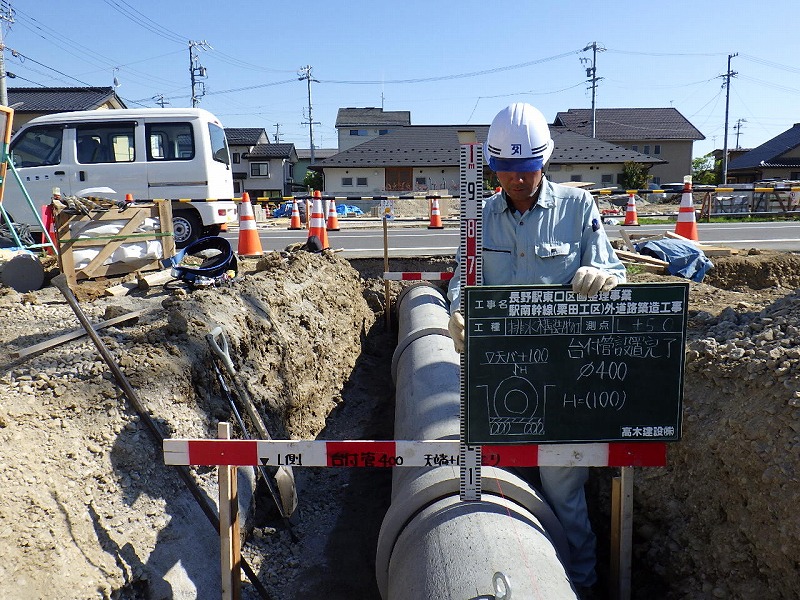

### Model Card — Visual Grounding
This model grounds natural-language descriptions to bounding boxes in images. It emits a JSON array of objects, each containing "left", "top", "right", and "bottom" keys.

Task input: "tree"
[
  {"left": 303, "top": 169, "right": 323, "bottom": 192},
  {"left": 692, "top": 153, "right": 720, "bottom": 185},
  {"left": 619, "top": 161, "right": 651, "bottom": 190}
]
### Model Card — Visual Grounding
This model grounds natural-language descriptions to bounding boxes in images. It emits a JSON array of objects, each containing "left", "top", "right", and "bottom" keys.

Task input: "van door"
[
  {"left": 72, "top": 121, "right": 144, "bottom": 200},
  {"left": 5, "top": 124, "right": 70, "bottom": 225},
  {"left": 145, "top": 120, "right": 207, "bottom": 199}
]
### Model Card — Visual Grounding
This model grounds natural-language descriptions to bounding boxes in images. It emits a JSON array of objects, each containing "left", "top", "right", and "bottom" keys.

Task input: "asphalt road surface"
[{"left": 223, "top": 219, "right": 800, "bottom": 258}]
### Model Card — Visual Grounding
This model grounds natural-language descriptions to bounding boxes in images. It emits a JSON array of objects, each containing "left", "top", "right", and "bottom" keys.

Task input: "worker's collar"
[{"left": 499, "top": 177, "right": 554, "bottom": 213}]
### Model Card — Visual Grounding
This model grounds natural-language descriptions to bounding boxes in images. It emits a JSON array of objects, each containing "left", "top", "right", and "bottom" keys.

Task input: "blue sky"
[{"left": 6, "top": 0, "right": 799, "bottom": 158}]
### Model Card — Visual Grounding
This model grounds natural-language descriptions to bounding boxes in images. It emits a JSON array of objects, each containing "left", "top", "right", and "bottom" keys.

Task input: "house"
[
  {"left": 726, "top": 123, "right": 800, "bottom": 183},
  {"left": 335, "top": 107, "right": 411, "bottom": 152},
  {"left": 7, "top": 86, "right": 126, "bottom": 130},
  {"left": 311, "top": 125, "right": 662, "bottom": 196},
  {"left": 553, "top": 108, "right": 704, "bottom": 186},
  {"left": 295, "top": 148, "right": 338, "bottom": 190},
  {"left": 225, "top": 127, "right": 298, "bottom": 199}
]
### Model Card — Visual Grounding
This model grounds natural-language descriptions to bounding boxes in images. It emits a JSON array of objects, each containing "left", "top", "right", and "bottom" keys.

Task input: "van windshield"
[
  {"left": 208, "top": 123, "right": 230, "bottom": 166},
  {"left": 10, "top": 126, "right": 62, "bottom": 168}
]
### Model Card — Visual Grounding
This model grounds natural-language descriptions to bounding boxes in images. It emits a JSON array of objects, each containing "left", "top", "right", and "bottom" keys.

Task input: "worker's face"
[{"left": 496, "top": 170, "right": 543, "bottom": 209}]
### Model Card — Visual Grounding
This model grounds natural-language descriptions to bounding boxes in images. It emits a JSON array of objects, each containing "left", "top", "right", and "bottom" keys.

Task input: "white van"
[{"left": 4, "top": 107, "right": 237, "bottom": 247}]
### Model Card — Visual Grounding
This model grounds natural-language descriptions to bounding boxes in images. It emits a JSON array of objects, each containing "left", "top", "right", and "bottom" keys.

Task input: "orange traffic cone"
[
  {"left": 623, "top": 191, "right": 639, "bottom": 226},
  {"left": 237, "top": 192, "right": 264, "bottom": 257},
  {"left": 288, "top": 198, "right": 302, "bottom": 230},
  {"left": 307, "top": 191, "right": 329, "bottom": 250},
  {"left": 326, "top": 196, "right": 340, "bottom": 231},
  {"left": 674, "top": 180, "right": 699, "bottom": 241},
  {"left": 428, "top": 196, "right": 444, "bottom": 229}
]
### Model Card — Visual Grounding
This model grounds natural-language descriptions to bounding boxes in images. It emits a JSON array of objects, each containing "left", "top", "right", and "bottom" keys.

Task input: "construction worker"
[{"left": 447, "top": 102, "right": 626, "bottom": 597}]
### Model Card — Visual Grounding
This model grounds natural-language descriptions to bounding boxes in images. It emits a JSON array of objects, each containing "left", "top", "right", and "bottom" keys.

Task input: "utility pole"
[
  {"left": 298, "top": 65, "right": 320, "bottom": 164},
  {"left": 154, "top": 94, "right": 170, "bottom": 108},
  {"left": 734, "top": 118, "right": 747, "bottom": 149},
  {"left": 581, "top": 42, "right": 605, "bottom": 138},
  {"left": 189, "top": 40, "right": 211, "bottom": 108},
  {"left": 721, "top": 53, "right": 738, "bottom": 185},
  {"left": 0, "top": 1, "right": 15, "bottom": 107},
  {"left": 273, "top": 123, "right": 282, "bottom": 143}
]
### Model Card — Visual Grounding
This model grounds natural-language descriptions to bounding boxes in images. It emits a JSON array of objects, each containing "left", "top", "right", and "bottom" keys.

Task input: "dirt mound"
[{"left": 0, "top": 249, "right": 798, "bottom": 599}]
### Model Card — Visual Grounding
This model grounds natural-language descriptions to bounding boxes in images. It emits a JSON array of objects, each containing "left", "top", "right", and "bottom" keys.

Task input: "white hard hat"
[{"left": 484, "top": 103, "right": 554, "bottom": 172}]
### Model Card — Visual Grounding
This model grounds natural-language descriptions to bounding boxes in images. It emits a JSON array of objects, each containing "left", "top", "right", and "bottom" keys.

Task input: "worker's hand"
[
  {"left": 448, "top": 310, "right": 465, "bottom": 353},
  {"left": 571, "top": 266, "right": 619, "bottom": 297}
]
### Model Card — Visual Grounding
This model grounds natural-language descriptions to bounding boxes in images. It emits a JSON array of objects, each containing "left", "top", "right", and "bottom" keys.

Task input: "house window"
[
  {"left": 356, "top": 177, "right": 368, "bottom": 186},
  {"left": 570, "top": 175, "right": 582, "bottom": 182},
  {"left": 288, "top": 163, "right": 294, "bottom": 180},
  {"left": 379, "top": 129, "right": 389, "bottom": 135},
  {"left": 631, "top": 145, "right": 638, "bottom": 152},
  {"left": 342, "top": 177, "right": 353, "bottom": 186},
  {"left": 250, "top": 162, "right": 270, "bottom": 177},
  {"left": 415, "top": 177, "right": 427, "bottom": 185},
  {"left": 349, "top": 130, "right": 368, "bottom": 136},
  {"left": 652, "top": 176, "right": 661, "bottom": 185},
  {"left": 601, "top": 174, "right": 613, "bottom": 184},
  {"left": 232, "top": 152, "right": 240, "bottom": 164},
  {"left": 791, "top": 171, "right": 800, "bottom": 180},
  {"left": 654, "top": 145, "right": 661, "bottom": 155},
  {"left": 643, "top": 145, "right": 651, "bottom": 155}
]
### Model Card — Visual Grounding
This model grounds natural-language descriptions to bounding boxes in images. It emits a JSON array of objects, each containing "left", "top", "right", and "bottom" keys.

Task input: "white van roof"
[{"left": 20, "top": 107, "right": 224, "bottom": 127}]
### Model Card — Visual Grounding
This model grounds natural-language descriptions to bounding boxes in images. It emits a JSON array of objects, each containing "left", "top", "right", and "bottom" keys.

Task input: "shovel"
[{"left": 207, "top": 325, "right": 298, "bottom": 519}]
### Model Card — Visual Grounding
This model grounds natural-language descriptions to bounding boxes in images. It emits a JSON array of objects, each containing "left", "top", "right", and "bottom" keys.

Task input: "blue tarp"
[{"left": 635, "top": 239, "right": 714, "bottom": 282}]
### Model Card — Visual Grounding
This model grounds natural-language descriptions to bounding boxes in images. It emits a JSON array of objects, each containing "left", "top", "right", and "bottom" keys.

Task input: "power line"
[{"left": 320, "top": 49, "right": 582, "bottom": 85}]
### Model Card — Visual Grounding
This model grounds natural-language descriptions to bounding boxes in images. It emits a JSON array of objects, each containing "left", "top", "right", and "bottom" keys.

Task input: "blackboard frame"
[{"left": 463, "top": 282, "right": 688, "bottom": 444}]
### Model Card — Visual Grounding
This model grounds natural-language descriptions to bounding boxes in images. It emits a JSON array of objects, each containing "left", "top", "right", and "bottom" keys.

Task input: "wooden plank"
[
  {"left": 218, "top": 422, "right": 241, "bottom": 600},
  {"left": 619, "top": 466, "right": 634, "bottom": 600},
  {"left": 104, "top": 269, "right": 174, "bottom": 296},
  {"left": 11, "top": 308, "right": 149, "bottom": 358},
  {"left": 610, "top": 474, "right": 621, "bottom": 600},
  {"left": 618, "top": 228, "right": 636, "bottom": 253},
  {"left": 614, "top": 249, "right": 670, "bottom": 267}
]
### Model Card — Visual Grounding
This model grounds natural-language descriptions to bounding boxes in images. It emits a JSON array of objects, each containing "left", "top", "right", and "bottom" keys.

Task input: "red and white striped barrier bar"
[
  {"left": 383, "top": 272, "right": 455, "bottom": 281},
  {"left": 163, "top": 439, "right": 666, "bottom": 468}
]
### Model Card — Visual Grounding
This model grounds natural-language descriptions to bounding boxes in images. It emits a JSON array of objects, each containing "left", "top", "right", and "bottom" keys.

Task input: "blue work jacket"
[{"left": 448, "top": 177, "right": 627, "bottom": 312}]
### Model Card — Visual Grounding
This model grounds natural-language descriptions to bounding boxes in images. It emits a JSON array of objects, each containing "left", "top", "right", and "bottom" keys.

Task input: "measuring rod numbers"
[{"left": 463, "top": 283, "right": 689, "bottom": 444}]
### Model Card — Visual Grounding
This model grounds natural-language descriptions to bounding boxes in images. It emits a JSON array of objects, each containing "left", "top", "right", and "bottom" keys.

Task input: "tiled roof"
[
  {"left": 245, "top": 143, "right": 297, "bottom": 159},
  {"left": 8, "top": 87, "right": 125, "bottom": 112},
  {"left": 315, "top": 125, "right": 662, "bottom": 168},
  {"left": 728, "top": 123, "right": 800, "bottom": 170},
  {"left": 335, "top": 107, "right": 411, "bottom": 127},
  {"left": 296, "top": 148, "right": 338, "bottom": 160},
  {"left": 225, "top": 128, "right": 267, "bottom": 145},
  {"left": 554, "top": 108, "right": 705, "bottom": 141}
]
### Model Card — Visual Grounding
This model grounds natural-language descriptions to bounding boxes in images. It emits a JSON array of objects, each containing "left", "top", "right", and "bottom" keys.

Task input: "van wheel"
[{"left": 173, "top": 211, "right": 202, "bottom": 249}]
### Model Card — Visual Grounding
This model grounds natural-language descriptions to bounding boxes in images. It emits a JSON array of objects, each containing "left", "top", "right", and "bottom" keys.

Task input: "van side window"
[
  {"left": 146, "top": 123, "right": 195, "bottom": 161},
  {"left": 76, "top": 123, "right": 135, "bottom": 164},
  {"left": 9, "top": 126, "right": 63, "bottom": 168},
  {"left": 208, "top": 122, "right": 230, "bottom": 166}
]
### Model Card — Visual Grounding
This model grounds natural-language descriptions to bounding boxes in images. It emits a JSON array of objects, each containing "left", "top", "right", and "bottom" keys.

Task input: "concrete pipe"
[{"left": 376, "top": 283, "right": 578, "bottom": 600}]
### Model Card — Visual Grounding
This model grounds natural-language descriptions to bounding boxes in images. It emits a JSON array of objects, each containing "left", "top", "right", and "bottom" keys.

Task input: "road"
[{"left": 223, "top": 219, "right": 800, "bottom": 258}]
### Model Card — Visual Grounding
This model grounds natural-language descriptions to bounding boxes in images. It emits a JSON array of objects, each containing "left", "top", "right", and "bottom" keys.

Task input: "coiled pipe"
[{"left": 376, "top": 283, "right": 578, "bottom": 599}]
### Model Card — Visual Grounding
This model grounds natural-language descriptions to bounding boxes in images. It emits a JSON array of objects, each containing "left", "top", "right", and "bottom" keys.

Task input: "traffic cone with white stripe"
[
  {"left": 237, "top": 192, "right": 264, "bottom": 257},
  {"left": 307, "top": 191, "right": 329, "bottom": 250},
  {"left": 428, "top": 196, "right": 444, "bottom": 229},
  {"left": 326, "top": 196, "right": 341, "bottom": 231},
  {"left": 288, "top": 197, "right": 302, "bottom": 230},
  {"left": 623, "top": 191, "right": 639, "bottom": 226},
  {"left": 674, "top": 178, "right": 699, "bottom": 241}
]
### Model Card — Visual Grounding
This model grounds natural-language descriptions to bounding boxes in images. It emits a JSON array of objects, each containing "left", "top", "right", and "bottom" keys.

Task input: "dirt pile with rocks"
[{"left": 0, "top": 249, "right": 799, "bottom": 599}]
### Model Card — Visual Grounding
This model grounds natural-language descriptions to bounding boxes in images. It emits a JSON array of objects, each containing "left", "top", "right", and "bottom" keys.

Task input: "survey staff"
[{"left": 447, "top": 102, "right": 626, "bottom": 596}]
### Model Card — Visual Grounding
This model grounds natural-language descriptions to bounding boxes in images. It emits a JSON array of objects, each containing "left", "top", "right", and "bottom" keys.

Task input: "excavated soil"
[{"left": 0, "top": 248, "right": 799, "bottom": 600}]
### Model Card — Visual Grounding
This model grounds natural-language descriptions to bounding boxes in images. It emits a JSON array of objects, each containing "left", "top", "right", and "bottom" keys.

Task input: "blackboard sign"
[{"left": 463, "top": 283, "right": 688, "bottom": 444}]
